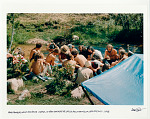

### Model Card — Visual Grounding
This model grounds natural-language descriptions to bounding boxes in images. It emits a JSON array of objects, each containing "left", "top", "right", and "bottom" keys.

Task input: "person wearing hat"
[
  {"left": 68, "top": 44, "right": 72, "bottom": 50},
  {"left": 59, "top": 45, "right": 70, "bottom": 63}
]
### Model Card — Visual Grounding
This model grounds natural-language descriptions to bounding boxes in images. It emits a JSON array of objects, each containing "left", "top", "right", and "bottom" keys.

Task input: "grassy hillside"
[{"left": 7, "top": 13, "right": 143, "bottom": 47}]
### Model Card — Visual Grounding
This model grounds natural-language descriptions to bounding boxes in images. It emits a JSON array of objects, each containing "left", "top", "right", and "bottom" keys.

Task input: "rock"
[
  {"left": 7, "top": 78, "right": 24, "bottom": 93},
  {"left": 32, "top": 76, "right": 39, "bottom": 82},
  {"left": 19, "top": 89, "right": 31, "bottom": 100},
  {"left": 65, "top": 80, "right": 72, "bottom": 86},
  {"left": 72, "top": 35, "right": 79, "bottom": 41},
  {"left": 71, "top": 86, "right": 84, "bottom": 98},
  {"left": 26, "top": 38, "right": 49, "bottom": 45}
]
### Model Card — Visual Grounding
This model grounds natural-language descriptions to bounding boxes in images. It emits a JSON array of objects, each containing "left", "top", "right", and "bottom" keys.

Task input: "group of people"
[{"left": 22, "top": 41, "right": 128, "bottom": 83}]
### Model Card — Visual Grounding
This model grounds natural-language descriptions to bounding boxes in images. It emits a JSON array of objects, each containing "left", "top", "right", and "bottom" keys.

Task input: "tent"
[{"left": 81, "top": 54, "right": 143, "bottom": 105}]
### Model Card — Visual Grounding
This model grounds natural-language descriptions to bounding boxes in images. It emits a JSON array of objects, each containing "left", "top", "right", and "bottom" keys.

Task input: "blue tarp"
[{"left": 81, "top": 54, "right": 143, "bottom": 105}]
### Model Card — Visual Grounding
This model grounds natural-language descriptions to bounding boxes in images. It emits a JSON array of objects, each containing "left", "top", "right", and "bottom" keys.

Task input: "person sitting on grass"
[
  {"left": 118, "top": 47, "right": 129, "bottom": 60},
  {"left": 75, "top": 60, "right": 93, "bottom": 85},
  {"left": 59, "top": 45, "right": 70, "bottom": 63},
  {"left": 46, "top": 48, "right": 60, "bottom": 66},
  {"left": 62, "top": 53, "right": 79, "bottom": 79},
  {"left": 78, "top": 45, "right": 87, "bottom": 57},
  {"left": 63, "top": 53, "right": 81, "bottom": 75},
  {"left": 90, "top": 57, "right": 104, "bottom": 76},
  {"left": 46, "top": 40, "right": 59, "bottom": 53},
  {"left": 23, "top": 53, "right": 52, "bottom": 81},
  {"left": 104, "top": 44, "right": 119, "bottom": 65},
  {"left": 29, "top": 43, "right": 44, "bottom": 70},
  {"left": 86, "top": 46, "right": 103, "bottom": 61},
  {"left": 110, "top": 49, "right": 128, "bottom": 68},
  {"left": 29, "top": 43, "right": 42, "bottom": 61},
  {"left": 71, "top": 50, "right": 87, "bottom": 67},
  {"left": 78, "top": 45, "right": 83, "bottom": 54},
  {"left": 13, "top": 51, "right": 27, "bottom": 64},
  {"left": 68, "top": 44, "right": 77, "bottom": 52}
]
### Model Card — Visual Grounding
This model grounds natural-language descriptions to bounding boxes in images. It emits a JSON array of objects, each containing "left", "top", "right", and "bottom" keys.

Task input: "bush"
[
  {"left": 31, "top": 92, "right": 44, "bottom": 98},
  {"left": 113, "top": 29, "right": 143, "bottom": 45},
  {"left": 46, "top": 66, "right": 77, "bottom": 96},
  {"left": 7, "top": 55, "right": 29, "bottom": 79}
]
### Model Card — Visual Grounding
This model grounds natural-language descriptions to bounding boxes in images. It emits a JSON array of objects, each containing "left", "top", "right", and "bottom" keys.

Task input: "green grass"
[
  {"left": 7, "top": 13, "right": 124, "bottom": 46},
  {"left": 11, "top": 95, "right": 86, "bottom": 105},
  {"left": 7, "top": 79, "right": 92, "bottom": 105},
  {"left": 7, "top": 13, "right": 143, "bottom": 47}
]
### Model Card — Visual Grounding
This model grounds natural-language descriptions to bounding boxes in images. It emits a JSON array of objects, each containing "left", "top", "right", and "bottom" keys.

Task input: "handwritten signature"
[{"left": 131, "top": 107, "right": 146, "bottom": 112}]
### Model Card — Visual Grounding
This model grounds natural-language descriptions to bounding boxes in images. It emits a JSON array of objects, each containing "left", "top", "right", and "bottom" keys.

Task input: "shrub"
[
  {"left": 31, "top": 92, "right": 44, "bottom": 98},
  {"left": 7, "top": 55, "right": 29, "bottom": 79},
  {"left": 46, "top": 66, "right": 77, "bottom": 96},
  {"left": 113, "top": 29, "right": 143, "bottom": 45}
]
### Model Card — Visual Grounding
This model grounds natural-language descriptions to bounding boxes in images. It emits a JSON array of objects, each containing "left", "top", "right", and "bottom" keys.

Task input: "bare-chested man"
[
  {"left": 30, "top": 53, "right": 44, "bottom": 75},
  {"left": 46, "top": 48, "right": 60, "bottom": 66},
  {"left": 25, "top": 53, "right": 52, "bottom": 81},
  {"left": 104, "top": 44, "right": 119, "bottom": 65},
  {"left": 71, "top": 50, "right": 87, "bottom": 67},
  {"left": 29, "top": 43, "right": 44, "bottom": 70},
  {"left": 110, "top": 49, "right": 128, "bottom": 68},
  {"left": 29, "top": 43, "right": 42, "bottom": 61}
]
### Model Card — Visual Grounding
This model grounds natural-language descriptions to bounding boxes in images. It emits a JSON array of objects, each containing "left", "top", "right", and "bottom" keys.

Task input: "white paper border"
[{"left": 0, "top": 0, "right": 150, "bottom": 119}]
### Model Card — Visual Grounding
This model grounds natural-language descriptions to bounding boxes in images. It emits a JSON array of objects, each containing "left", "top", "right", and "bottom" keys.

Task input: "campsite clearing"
[{"left": 7, "top": 79, "right": 104, "bottom": 105}]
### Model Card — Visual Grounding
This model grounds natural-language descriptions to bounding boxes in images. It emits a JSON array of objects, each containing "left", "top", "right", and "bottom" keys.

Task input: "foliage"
[
  {"left": 46, "top": 66, "right": 77, "bottom": 96},
  {"left": 7, "top": 13, "right": 143, "bottom": 47},
  {"left": 7, "top": 55, "right": 29, "bottom": 79},
  {"left": 111, "top": 14, "right": 143, "bottom": 30},
  {"left": 8, "top": 94, "right": 85, "bottom": 105},
  {"left": 7, "top": 13, "right": 20, "bottom": 50},
  {"left": 31, "top": 92, "right": 44, "bottom": 98},
  {"left": 114, "top": 29, "right": 143, "bottom": 45}
]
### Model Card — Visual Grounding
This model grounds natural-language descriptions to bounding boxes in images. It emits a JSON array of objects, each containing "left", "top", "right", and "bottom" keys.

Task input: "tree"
[
  {"left": 113, "top": 14, "right": 143, "bottom": 30},
  {"left": 7, "top": 13, "right": 20, "bottom": 53}
]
